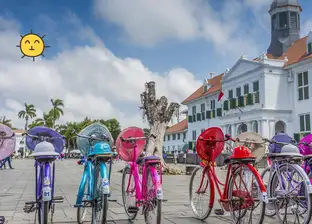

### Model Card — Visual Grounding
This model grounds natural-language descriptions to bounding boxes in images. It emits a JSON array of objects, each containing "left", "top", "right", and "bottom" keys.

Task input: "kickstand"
[{"left": 34, "top": 207, "right": 37, "bottom": 224}]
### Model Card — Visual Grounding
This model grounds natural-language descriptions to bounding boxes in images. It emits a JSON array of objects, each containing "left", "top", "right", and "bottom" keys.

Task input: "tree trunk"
[
  {"left": 140, "top": 81, "right": 181, "bottom": 173},
  {"left": 145, "top": 121, "right": 167, "bottom": 157}
]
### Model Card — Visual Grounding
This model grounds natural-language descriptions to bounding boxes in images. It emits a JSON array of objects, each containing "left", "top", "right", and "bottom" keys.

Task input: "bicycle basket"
[
  {"left": 76, "top": 122, "right": 114, "bottom": 156},
  {"left": 26, "top": 126, "right": 64, "bottom": 153},
  {"left": 269, "top": 133, "right": 293, "bottom": 153},
  {"left": 196, "top": 127, "right": 224, "bottom": 162},
  {"left": 116, "top": 127, "right": 145, "bottom": 162},
  {"left": 0, "top": 124, "right": 16, "bottom": 160},
  {"left": 235, "top": 132, "right": 265, "bottom": 163},
  {"left": 299, "top": 134, "right": 312, "bottom": 155}
]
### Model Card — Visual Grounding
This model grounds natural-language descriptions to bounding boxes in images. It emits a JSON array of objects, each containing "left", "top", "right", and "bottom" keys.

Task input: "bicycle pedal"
[
  {"left": 214, "top": 209, "right": 224, "bottom": 215},
  {"left": 161, "top": 199, "right": 168, "bottom": 202},
  {"left": 108, "top": 199, "right": 117, "bottom": 202},
  {"left": 25, "top": 201, "right": 36, "bottom": 205},
  {"left": 53, "top": 196, "right": 64, "bottom": 201},
  {"left": 127, "top": 206, "right": 139, "bottom": 213}
]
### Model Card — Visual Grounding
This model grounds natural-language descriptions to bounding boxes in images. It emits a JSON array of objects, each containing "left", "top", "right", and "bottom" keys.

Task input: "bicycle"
[
  {"left": 299, "top": 134, "right": 312, "bottom": 182},
  {"left": 116, "top": 127, "right": 162, "bottom": 224},
  {"left": 260, "top": 137, "right": 312, "bottom": 224},
  {"left": 189, "top": 127, "right": 267, "bottom": 224},
  {"left": 22, "top": 126, "right": 65, "bottom": 224},
  {"left": 73, "top": 124, "right": 116, "bottom": 224}
]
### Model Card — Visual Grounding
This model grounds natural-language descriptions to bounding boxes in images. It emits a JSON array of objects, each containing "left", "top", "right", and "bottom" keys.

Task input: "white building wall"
[
  {"left": 163, "top": 131, "right": 187, "bottom": 153},
  {"left": 288, "top": 59, "right": 312, "bottom": 138}
]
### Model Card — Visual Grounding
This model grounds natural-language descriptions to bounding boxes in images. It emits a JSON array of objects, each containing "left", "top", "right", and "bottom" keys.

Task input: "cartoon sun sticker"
[{"left": 16, "top": 30, "right": 50, "bottom": 61}]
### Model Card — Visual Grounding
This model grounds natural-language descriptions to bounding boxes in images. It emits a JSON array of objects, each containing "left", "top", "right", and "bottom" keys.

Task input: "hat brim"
[
  {"left": 30, "top": 152, "right": 60, "bottom": 157},
  {"left": 88, "top": 152, "right": 112, "bottom": 156}
]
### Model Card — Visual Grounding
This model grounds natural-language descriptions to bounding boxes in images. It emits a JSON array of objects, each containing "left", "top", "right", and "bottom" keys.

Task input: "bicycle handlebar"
[
  {"left": 22, "top": 132, "right": 65, "bottom": 140},
  {"left": 120, "top": 134, "right": 156, "bottom": 142},
  {"left": 0, "top": 132, "right": 15, "bottom": 139},
  {"left": 262, "top": 138, "right": 312, "bottom": 147},
  {"left": 72, "top": 129, "right": 110, "bottom": 142},
  {"left": 198, "top": 134, "right": 236, "bottom": 143}
]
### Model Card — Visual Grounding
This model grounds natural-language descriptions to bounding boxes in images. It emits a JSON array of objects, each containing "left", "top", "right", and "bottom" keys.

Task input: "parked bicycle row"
[{"left": 1, "top": 122, "right": 312, "bottom": 224}]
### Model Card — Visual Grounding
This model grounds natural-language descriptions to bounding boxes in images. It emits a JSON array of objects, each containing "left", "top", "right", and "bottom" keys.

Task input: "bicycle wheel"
[
  {"left": 91, "top": 164, "right": 108, "bottom": 224},
  {"left": 227, "top": 164, "right": 265, "bottom": 224},
  {"left": 121, "top": 166, "right": 138, "bottom": 220},
  {"left": 260, "top": 166, "right": 276, "bottom": 217},
  {"left": 269, "top": 163, "right": 312, "bottom": 224},
  {"left": 38, "top": 201, "right": 49, "bottom": 224},
  {"left": 144, "top": 166, "right": 161, "bottom": 224},
  {"left": 77, "top": 178, "right": 91, "bottom": 223},
  {"left": 189, "top": 166, "right": 213, "bottom": 220}
]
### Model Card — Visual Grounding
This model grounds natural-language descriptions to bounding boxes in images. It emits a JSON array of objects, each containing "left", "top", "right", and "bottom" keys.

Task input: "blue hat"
[{"left": 88, "top": 142, "right": 112, "bottom": 156}]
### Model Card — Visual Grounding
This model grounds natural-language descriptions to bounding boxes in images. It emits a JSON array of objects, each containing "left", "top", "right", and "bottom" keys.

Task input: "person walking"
[
  {"left": 0, "top": 155, "right": 14, "bottom": 169},
  {"left": 173, "top": 150, "right": 178, "bottom": 165}
]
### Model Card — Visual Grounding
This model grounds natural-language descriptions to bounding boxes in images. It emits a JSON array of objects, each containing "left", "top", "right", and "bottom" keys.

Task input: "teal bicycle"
[{"left": 73, "top": 123, "right": 115, "bottom": 224}]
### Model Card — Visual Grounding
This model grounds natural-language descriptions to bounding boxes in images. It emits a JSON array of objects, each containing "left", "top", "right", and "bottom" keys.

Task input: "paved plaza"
[{"left": 0, "top": 159, "right": 276, "bottom": 223}]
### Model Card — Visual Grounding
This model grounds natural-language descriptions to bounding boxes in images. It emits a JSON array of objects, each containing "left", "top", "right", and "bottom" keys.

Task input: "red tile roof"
[
  {"left": 182, "top": 74, "right": 223, "bottom": 104},
  {"left": 284, "top": 36, "right": 312, "bottom": 66},
  {"left": 166, "top": 119, "right": 187, "bottom": 133},
  {"left": 13, "top": 129, "right": 24, "bottom": 134}
]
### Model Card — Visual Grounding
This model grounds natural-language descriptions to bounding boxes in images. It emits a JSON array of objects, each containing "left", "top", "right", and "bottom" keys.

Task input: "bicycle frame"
[
  {"left": 198, "top": 161, "right": 266, "bottom": 210},
  {"left": 126, "top": 145, "right": 163, "bottom": 206},
  {"left": 76, "top": 152, "right": 113, "bottom": 206},
  {"left": 35, "top": 158, "right": 55, "bottom": 204}
]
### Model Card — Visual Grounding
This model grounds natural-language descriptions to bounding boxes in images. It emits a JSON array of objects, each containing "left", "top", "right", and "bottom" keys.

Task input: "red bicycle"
[{"left": 189, "top": 127, "right": 267, "bottom": 223}]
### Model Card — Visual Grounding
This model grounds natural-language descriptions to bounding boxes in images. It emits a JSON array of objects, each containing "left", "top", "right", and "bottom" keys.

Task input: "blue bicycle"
[{"left": 73, "top": 123, "right": 116, "bottom": 224}]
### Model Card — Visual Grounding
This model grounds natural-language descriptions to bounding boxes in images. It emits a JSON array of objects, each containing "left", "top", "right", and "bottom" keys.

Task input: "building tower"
[{"left": 267, "top": 0, "right": 302, "bottom": 57}]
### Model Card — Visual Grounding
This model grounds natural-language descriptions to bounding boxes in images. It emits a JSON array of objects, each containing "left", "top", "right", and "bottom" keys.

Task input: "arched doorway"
[
  {"left": 237, "top": 123, "right": 247, "bottom": 135},
  {"left": 275, "top": 120, "right": 286, "bottom": 134},
  {"left": 252, "top": 121, "right": 258, "bottom": 133}
]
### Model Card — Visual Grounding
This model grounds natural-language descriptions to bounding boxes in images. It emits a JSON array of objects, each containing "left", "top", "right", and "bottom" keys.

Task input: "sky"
[{"left": 0, "top": 0, "right": 312, "bottom": 129}]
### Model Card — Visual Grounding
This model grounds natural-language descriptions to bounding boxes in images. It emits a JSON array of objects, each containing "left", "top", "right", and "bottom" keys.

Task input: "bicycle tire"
[
  {"left": 121, "top": 166, "right": 138, "bottom": 220},
  {"left": 144, "top": 166, "right": 161, "bottom": 224},
  {"left": 227, "top": 164, "right": 265, "bottom": 224},
  {"left": 269, "top": 163, "right": 312, "bottom": 224},
  {"left": 38, "top": 164, "right": 49, "bottom": 224},
  {"left": 189, "top": 166, "right": 213, "bottom": 220},
  {"left": 38, "top": 201, "right": 49, "bottom": 224},
  {"left": 91, "top": 163, "right": 109, "bottom": 224},
  {"left": 77, "top": 178, "right": 90, "bottom": 224},
  {"left": 260, "top": 166, "right": 276, "bottom": 217}
]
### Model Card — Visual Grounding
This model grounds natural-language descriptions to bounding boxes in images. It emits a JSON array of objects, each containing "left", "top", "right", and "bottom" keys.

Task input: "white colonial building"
[
  {"left": 13, "top": 129, "right": 26, "bottom": 154},
  {"left": 163, "top": 119, "right": 188, "bottom": 153},
  {"left": 180, "top": 0, "right": 312, "bottom": 151}
]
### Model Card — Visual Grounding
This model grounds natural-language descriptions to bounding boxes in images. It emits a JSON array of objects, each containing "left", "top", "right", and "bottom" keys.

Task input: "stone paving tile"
[{"left": 0, "top": 159, "right": 277, "bottom": 223}]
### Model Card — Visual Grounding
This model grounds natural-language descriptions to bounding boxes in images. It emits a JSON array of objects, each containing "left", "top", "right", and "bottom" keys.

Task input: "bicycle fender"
[{"left": 99, "top": 162, "right": 110, "bottom": 194}]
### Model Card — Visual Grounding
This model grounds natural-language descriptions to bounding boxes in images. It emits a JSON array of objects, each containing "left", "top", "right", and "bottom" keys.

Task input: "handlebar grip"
[{"left": 22, "top": 132, "right": 27, "bottom": 136}]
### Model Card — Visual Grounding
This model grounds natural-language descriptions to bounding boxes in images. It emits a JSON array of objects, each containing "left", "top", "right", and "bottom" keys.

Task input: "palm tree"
[
  {"left": 0, "top": 116, "right": 12, "bottom": 128},
  {"left": 50, "top": 99, "right": 64, "bottom": 129},
  {"left": 17, "top": 103, "right": 37, "bottom": 131}
]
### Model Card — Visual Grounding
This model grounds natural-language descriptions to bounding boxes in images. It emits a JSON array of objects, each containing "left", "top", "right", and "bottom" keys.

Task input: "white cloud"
[
  {"left": 0, "top": 16, "right": 201, "bottom": 130},
  {"left": 94, "top": 0, "right": 272, "bottom": 57},
  {"left": 302, "top": 20, "right": 312, "bottom": 37}
]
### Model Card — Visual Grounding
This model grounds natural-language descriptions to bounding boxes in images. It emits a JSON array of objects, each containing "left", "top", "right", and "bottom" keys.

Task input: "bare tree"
[{"left": 140, "top": 81, "right": 180, "bottom": 163}]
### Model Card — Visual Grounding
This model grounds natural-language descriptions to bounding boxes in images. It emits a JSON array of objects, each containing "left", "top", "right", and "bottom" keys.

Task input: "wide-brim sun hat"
[
  {"left": 76, "top": 122, "right": 114, "bottom": 156},
  {"left": 0, "top": 124, "right": 16, "bottom": 160},
  {"left": 26, "top": 126, "right": 64, "bottom": 153}
]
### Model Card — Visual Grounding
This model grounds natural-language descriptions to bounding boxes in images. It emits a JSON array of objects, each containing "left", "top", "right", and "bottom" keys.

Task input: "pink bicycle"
[{"left": 116, "top": 127, "right": 162, "bottom": 224}]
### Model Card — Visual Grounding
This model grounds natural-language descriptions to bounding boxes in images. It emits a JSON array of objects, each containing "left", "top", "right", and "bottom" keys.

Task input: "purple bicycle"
[{"left": 22, "top": 126, "right": 65, "bottom": 224}]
